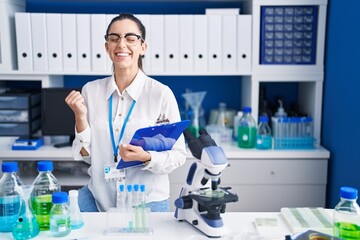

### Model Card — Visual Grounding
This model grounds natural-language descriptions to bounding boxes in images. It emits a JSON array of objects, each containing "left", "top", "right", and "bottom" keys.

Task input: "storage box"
[{"left": 0, "top": 0, "right": 25, "bottom": 70}]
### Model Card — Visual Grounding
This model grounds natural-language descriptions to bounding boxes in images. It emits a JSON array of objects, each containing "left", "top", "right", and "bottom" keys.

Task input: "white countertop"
[{"left": 0, "top": 212, "right": 293, "bottom": 240}]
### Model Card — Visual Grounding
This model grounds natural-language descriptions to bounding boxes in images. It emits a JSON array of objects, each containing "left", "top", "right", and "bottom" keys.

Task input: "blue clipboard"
[{"left": 116, "top": 119, "right": 190, "bottom": 169}]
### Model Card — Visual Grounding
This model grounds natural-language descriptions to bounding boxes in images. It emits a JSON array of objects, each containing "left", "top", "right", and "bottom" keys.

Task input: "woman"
[{"left": 65, "top": 13, "right": 186, "bottom": 212}]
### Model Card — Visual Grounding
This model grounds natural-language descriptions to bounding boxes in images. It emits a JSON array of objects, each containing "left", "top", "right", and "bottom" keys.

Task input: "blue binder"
[{"left": 116, "top": 120, "right": 190, "bottom": 169}]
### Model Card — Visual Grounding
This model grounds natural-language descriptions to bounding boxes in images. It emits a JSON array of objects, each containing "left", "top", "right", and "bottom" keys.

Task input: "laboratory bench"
[
  {"left": 0, "top": 211, "right": 294, "bottom": 240},
  {"left": 0, "top": 137, "right": 330, "bottom": 212}
]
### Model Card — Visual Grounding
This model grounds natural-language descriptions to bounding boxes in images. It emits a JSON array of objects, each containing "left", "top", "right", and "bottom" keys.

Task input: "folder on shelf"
[
  {"left": 135, "top": 14, "right": 151, "bottom": 73},
  {"left": 46, "top": 13, "right": 63, "bottom": 72},
  {"left": 31, "top": 13, "right": 48, "bottom": 72},
  {"left": 62, "top": 14, "right": 78, "bottom": 72},
  {"left": 149, "top": 15, "right": 165, "bottom": 73},
  {"left": 15, "top": 12, "right": 33, "bottom": 71},
  {"left": 76, "top": 14, "right": 91, "bottom": 72},
  {"left": 179, "top": 15, "right": 194, "bottom": 72},
  {"left": 193, "top": 15, "right": 208, "bottom": 72},
  {"left": 164, "top": 15, "right": 179, "bottom": 72},
  {"left": 116, "top": 120, "right": 190, "bottom": 170},
  {"left": 207, "top": 14, "right": 222, "bottom": 72},
  {"left": 222, "top": 15, "right": 237, "bottom": 72},
  {"left": 237, "top": 15, "right": 252, "bottom": 74},
  {"left": 91, "top": 14, "right": 107, "bottom": 72}
]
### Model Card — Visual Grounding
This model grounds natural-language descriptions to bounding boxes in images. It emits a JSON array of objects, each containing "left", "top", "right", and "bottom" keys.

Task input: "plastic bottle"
[
  {"left": 233, "top": 111, "right": 243, "bottom": 141},
  {"left": 68, "top": 190, "right": 84, "bottom": 229},
  {"left": 0, "top": 162, "right": 24, "bottom": 232},
  {"left": 49, "top": 192, "right": 71, "bottom": 237},
  {"left": 333, "top": 186, "right": 360, "bottom": 239},
  {"left": 31, "top": 161, "right": 61, "bottom": 231},
  {"left": 237, "top": 107, "right": 257, "bottom": 148},
  {"left": 256, "top": 116, "right": 272, "bottom": 149}
]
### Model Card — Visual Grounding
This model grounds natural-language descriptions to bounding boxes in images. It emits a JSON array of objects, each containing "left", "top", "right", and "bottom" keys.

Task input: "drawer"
[
  {"left": 0, "top": 106, "right": 40, "bottom": 122},
  {"left": 170, "top": 159, "right": 328, "bottom": 185},
  {"left": 0, "top": 118, "right": 40, "bottom": 136},
  {"left": 0, "top": 93, "right": 40, "bottom": 109}
]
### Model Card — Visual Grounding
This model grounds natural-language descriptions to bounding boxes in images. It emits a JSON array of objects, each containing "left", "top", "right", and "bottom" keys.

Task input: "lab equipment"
[
  {"left": 68, "top": 190, "right": 84, "bottom": 230},
  {"left": 256, "top": 115, "right": 272, "bottom": 149},
  {"left": 182, "top": 91, "right": 207, "bottom": 137},
  {"left": 49, "top": 192, "right": 71, "bottom": 237},
  {"left": 237, "top": 106, "right": 257, "bottom": 148},
  {"left": 12, "top": 185, "right": 40, "bottom": 240},
  {"left": 333, "top": 187, "right": 360, "bottom": 239},
  {"left": 174, "top": 128, "right": 238, "bottom": 238},
  {"left": 31, "top": 161, "right": 61, "bottom": 230},
  {"left": 0, "top": 162, "right": 24, "bottom": 232}
]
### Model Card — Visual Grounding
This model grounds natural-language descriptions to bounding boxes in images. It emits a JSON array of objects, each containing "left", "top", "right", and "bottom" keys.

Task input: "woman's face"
[{"left": 105, "top": 19, "right": 147, "bottom": 71}]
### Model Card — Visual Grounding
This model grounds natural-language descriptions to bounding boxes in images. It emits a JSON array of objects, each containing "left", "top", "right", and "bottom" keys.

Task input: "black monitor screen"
[{"left": 41, "top": 88, "right": 78, "bottom": 147}]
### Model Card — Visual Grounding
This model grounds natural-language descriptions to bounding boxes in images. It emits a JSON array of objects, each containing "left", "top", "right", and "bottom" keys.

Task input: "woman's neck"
[{"left": 114, "top": 68, "right": 139, "bottom": 93}]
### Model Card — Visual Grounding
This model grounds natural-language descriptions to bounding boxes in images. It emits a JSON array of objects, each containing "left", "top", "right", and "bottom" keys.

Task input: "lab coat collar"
[{"left": 105, "top": 70, "right": 146, "bottom": 102}]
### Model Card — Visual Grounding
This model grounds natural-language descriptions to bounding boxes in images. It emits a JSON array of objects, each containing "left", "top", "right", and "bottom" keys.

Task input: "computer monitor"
[{"left": 41, "top": 88, "right": 78, "bottom": 148}]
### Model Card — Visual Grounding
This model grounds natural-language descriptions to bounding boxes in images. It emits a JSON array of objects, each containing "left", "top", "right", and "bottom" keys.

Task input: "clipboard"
[{"left": 116, "top": 119, "right": 190, "bottom": 169}]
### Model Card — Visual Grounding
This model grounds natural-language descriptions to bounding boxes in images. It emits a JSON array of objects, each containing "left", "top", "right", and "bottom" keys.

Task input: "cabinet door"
[{"left": 169, "top": 158, "right": 327, "bottom": 212}]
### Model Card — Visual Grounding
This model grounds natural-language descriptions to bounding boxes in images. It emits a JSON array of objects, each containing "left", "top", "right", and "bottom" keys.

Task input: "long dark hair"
[{"left": 106, "top": 13, "right": 146, "bottom": 71}]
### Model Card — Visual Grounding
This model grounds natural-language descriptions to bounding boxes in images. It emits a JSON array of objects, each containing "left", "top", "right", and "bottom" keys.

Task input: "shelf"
[{"left": 0, "top": 70, "right": 250, "bottom": 77}]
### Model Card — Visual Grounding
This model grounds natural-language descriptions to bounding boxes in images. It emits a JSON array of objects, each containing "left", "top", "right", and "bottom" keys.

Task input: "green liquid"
[
  {"left": 334, "top": 222, "right": 360, "bottom": 239},
  {"left": 237, "top": 126, "right": 256, "bottom": 148},
  {"left": 31, "top": 195, "right": 53, "bottom": 231}
]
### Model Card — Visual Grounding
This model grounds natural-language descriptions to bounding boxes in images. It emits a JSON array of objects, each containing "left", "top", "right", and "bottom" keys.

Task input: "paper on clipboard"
[{"left": 116, "top": 120, "right": 190, "bottom": 169}]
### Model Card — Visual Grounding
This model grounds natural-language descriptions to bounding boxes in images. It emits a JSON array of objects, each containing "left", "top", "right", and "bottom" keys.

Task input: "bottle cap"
[
  {"left": 69, "top": 190, "right": 78, "bottom": 197},
  {"left": 37, "top": 160, "right": 53, "bottom": 172},
  {"left": 133, "top": 184, "right": 139, "bottom": 192},
  {"left": 242, "top": 106, "right": 251, "bottom": 113},
  {"left": 52, "top": 191, "right": 68, "bottom": 204},
  {"left": 140, "top": 184, "right": 145, "bottom": 192},
  {"left": 2, "top": 162, "right": 18, "bottom": 173},
  {"left": 340, "top": 187, "right": 358, "bottom": 200},
  {"left": 259, "top": 116, "right": 268, "bottom": 123}
]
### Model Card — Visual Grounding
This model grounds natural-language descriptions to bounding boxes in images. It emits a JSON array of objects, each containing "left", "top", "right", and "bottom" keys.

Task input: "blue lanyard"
[{"left": 109, "top": 95, "right": 136, "bottom": 162}]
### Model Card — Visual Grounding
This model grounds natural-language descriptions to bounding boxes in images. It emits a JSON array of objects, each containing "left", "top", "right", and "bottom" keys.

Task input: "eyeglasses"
[{"left": 104, "top": 33, "right": 144, "bottom": 47}]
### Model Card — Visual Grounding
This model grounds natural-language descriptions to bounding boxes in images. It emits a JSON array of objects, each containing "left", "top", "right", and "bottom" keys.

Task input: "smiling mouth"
[{"left": 116, "top": 52, "right": 130, "bottom": 57}]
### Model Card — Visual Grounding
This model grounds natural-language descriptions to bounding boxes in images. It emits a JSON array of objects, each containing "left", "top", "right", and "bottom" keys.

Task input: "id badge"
[{"left": 104, "top": 163, "right": 125, "bottom": 182}]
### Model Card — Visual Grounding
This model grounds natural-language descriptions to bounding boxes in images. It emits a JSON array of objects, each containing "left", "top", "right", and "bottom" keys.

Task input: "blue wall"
[{"left": 323, "top": 0, "right": 360, "bottom": 207}]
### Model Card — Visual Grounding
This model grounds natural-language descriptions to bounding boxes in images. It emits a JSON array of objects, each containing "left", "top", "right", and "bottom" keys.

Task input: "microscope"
[{"left": 174, "top": 128, "right": 238, "bottom": 238}]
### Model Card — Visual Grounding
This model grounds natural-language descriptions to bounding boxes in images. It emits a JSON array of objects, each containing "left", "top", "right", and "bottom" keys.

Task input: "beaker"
[
  {"left": 182, "top": 91, "right": 207, "bottom": 137},
  {"left": 12, "top": 185, "right": 40, "bottom": 240}
]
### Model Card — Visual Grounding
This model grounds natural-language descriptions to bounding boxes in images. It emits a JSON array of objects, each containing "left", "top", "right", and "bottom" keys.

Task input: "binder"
[
  {"left": 31, "top": 13, "right": 48, "bottom": 72},
  {"left": 116, "top": 120, "right": 190, "bottom": 169},
  {"left": 222, "top": 15, "right": 237, "bottom": 72},
  {"left": 134, "top": 14, "right": 150, "bottom": 73},
  {"left": 207, "top": 14, "right": 222, "bottom": 72},
  {"left": 15, "top": 12, "right": 33, "bottom": 71},
  {"left": 62, "top": 14, "right": 77, "bottom": 72},
  {"left": 105, "top": 14, "right": 117, "bottom": 73},
  {"left": 193, "top": 15, "right": 208, "bottom": 72},
  {"left": 91, "top": 14, "right": 107, "bottom": 72},
  {"left": 46, "top": 13, "right": 63, "bottom": 72},
  {"left": 179, "top": 15, "right": 194, "bottom": 72},
  {"left": 76, "top": 14, "right": 91, "bottom": 72},
  {"left": 164, "top": 15, "right": 179, "bottom": 72},
  {"left": 237, "top": 15, "right": 252, "bottom": 74},
  {"left": 149, "top": 15, "right": 164, "bottom": 73}
]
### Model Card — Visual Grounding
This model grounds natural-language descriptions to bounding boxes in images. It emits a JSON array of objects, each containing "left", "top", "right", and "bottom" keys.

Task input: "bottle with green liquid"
[
  {"left": 237, "top": 107, "right": 257, "bottom": 148},
  {"left": 333, "top": 186, "right": 360, "bottom": 239},
  {"left": 31, "top": 161, "right": 60, "bottom": 231}
]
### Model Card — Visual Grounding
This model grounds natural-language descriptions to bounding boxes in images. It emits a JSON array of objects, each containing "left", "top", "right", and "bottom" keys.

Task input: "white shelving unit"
[{"left": 0, "top": 0, "right": 330, "bottom": 211}]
